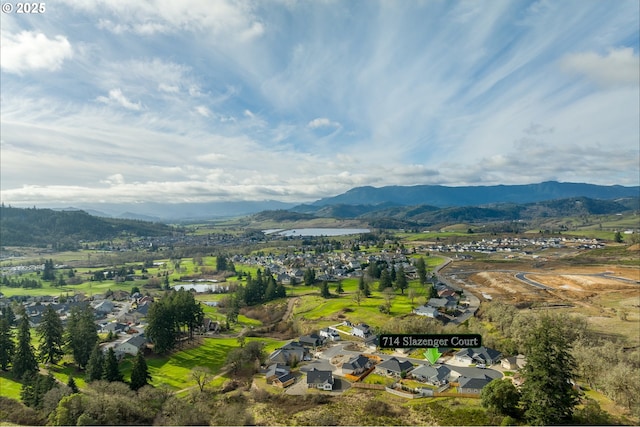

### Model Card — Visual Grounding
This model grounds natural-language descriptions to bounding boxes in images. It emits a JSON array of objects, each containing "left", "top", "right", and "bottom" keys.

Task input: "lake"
[
  {"left": 173, "top": 283, "right": 229, "bottom": 293},
  {"left": 273, "top": 228, "right": 370, "bottom": 237}
]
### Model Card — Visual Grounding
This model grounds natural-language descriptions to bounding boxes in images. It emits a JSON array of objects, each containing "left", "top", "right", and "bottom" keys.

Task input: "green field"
[{"left": 0, "top": 336, "right": 287, "bottom": 400}]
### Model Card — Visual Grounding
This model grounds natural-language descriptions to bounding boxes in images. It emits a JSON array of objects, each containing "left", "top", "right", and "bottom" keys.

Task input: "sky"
[{"left": 1, "top": 0, "right": 639, "bottom": 206}]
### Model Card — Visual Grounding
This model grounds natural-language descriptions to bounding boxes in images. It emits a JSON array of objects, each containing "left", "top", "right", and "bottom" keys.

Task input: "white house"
[{"left": 114, "top": 334, "right": 147, "bottom": 356}]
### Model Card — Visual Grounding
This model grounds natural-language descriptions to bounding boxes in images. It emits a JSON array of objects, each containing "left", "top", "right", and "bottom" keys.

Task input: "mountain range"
[{"left": 9, "top": 181, "right": 639, "bottom": 221}]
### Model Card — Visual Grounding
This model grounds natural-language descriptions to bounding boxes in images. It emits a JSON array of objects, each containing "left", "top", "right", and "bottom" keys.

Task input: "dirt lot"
[{"left": 442, "top": 256, "right": 640, "bottom": 343}]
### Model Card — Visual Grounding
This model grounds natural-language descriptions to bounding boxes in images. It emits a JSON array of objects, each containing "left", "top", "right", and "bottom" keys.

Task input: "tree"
[
  {"left": 378, "top": 269, "right": 392, "bottom": 292},
  {"left": 396, "top": 265, "right": 408, "bottom": 294},
  {"left": 130, "top": 351, "right": 151, "bottom": 391},
  {"left": 320, "top": 281, "right": 331, "bottom": 298},
  {"left": 103, "top": 347, "right": 123, "bottom": 382},
  {"left": 407, "top": 288, "right": 418, "bottom": 309},
  {"left": 520, "top": 314, "right": 580, "bottom": 425},
  {"left": 67, "top": 376, "right": 79, "bottom": 394},
  {"left": 85, "top": 344, "right": 105, "bottom": 382},
  {"left": 416, "top": 257, "right": 428, "bottom": 285},
  {"left": 191, "top": 366, "right": 211, "bottom": 392},
  {"left": 42, "top": 259, "right": 55, "bottom": 281},
  {"left": 481, "top": 379, "right": 521, "bottom": 417},
  {"left": 335, "top": 281, "right": 344, "bottom": 294},
  {"left": 0, "top": 317, "right": 14, "bottom": 370},
  {"left": 37, "top": 305, "right": 65, "bottom": 365},
  {"left": 146, "top": 300, "right": 177, "bottom": 354},
  {"left": 12, "top": 308, "right": 38, "bottom": 378},
  {"left": 303, "top": 268, "right": 316, "bottom": 286},
  {"left": 66, "top": 306, "right": 98, "bottom": 369},
  {"left": 614, "top": 231, "right": 623, "bottom": 243},
  {"left": 353, "top": 289, "right": 363, "bottom": 306},
  {"left": 382, "top": 287, "right": 395, "bottom": 314}
]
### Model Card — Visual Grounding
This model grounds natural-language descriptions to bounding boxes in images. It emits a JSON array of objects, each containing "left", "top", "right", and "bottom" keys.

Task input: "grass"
[{"left": 0, "top": 372, "right": 22, "bottom": 400}]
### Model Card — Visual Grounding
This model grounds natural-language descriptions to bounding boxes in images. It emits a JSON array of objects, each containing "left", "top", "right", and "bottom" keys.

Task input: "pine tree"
[
  {"left": 103, "top": 347, "right": 123, "bottom": 382},
  {"left": 130, "top": 351, "right": 150, "bottom": 391},
  {"left": 67, "top": 375, "right": 79, "bottom": 393},
  {"left": 37, "top": 305, "right": 65, "bottom": 365},
  {"left": 320, "top": 281, "right": 331, "bottom": 298},
  {"left": 66, "top": 305, "right": 98, "bottom": 369},
  {"left": 396, "top": 265, "right": 408, "bottom": 294},
  {"left": 0, "top": 318, "right": 14, "bottom": 370},
  {"left": 520, "top": 314, "right": 580, "bottom": 425},
  {"left": 416, "top": 257, "right": 428, "bottom": 285},
  {"left": 12, "top": 309, "right": 38, "bottom": 378},
  {"left": 378, "top": 269, "right": 392, "bottom": 292},
  {"left": 85, "top": 344, "right": 104, "bottom": 382}
]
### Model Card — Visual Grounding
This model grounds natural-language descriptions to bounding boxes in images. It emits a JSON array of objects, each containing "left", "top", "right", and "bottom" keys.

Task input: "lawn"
[
  {"left": 0, "top": 372, "right": 22, "bottom": 400},
  {"left": 118, "top": 336, "right": 286, "bottom": 391}
]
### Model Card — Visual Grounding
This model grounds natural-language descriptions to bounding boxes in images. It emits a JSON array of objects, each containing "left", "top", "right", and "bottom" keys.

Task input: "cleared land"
[{"left": 443, "top": 251, "right": 640, "bottom": 344}]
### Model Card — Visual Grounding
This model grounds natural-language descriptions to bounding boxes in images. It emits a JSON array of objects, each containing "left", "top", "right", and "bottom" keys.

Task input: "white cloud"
[
  {"left": 158, "top": 83, "right": 180, "bottom": 93},
  {"left": 0, "top": 31, "right": 72, "bottom": 73},
  {"left": 308, "top": 117, "right": 341, "bottom": 129},
  {"left": 96, "top": 89, "right": 143, "bottom": 111},
  {"left": 561, "top": 48, "right": 640, "bottom": 87},
  {"left": 195, "top": 106, "right": 211, "bottom": 117}
]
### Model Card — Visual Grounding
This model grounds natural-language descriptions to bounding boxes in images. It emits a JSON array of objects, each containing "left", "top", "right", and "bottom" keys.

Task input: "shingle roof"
[{"left": 306, "top": 368, "right": 333, "bottom": 385}]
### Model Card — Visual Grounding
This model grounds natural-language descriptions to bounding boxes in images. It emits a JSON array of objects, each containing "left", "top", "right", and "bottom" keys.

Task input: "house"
[
  {"left": 501, "top": 355, "right": 527, "bottom": 370},
  {"left": 375, "top": 357, "right": 414, "bottom": 377},
  {"left": 427, "top": 297, "right": 457, "bottom": 311},
  {"left": 457, "top": 375, "right": 494, "bottom": 394},
  {"left": 265, "top": 364, "right": 290, "bottom": 383},
  {"left": 455, "top": 347, "right": 502, "bottom": 365},
  {"left": 100, "top": 322, "right": 128, "bottom": 334},
  {"left": 92, "top": 300, "right": 114, "bottom": 314},
  {"left": 351, "top": 323, "right": 371, "bottom": 338},
  {"left": 268, "top": 342, "right": 306, "bottom": 366},
  {"left": 306, "top": 368, "right": 334, "bottom": 391},
  {"left": 273, "top": 372, "right": 295, "bottom": 388},
  {"left": 410, "top": 364, "right": 451, "bottom": 386},
  {"left": 115, "top": 334, "right": 147, "bottom": 356},
  {"left": 299, "top": 333, "right": 324, "bottom": 348},
  {"left": 341, "top": 354, "right": 373, "bottom": 376},
  {"left": 319, "top": 327, "right": 341, "bottom": 341},
  {"left": 413, "top": 305, "right": 440, "bottom": 318}
]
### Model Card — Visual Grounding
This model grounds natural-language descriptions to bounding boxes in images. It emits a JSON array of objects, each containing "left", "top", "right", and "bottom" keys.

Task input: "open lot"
[{"left": 443, "top": 255, "right": 640, "bottom": 344}]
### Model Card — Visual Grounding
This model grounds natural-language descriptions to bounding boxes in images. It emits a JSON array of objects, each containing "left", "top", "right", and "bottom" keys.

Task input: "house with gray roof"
[
  {"left": 411, "top": 364, "right": 451, "bottom": 386},
  {"left": 306, "top": 368, "right": 334, "bottom": 391},
  {"left": 351, "top": 323, "right": 371, "bottom": 338},
  {"left": 375, "top": 357, "right": 413, "bottom": 377},
  {"left": 115, "top": 334, "right": 147, "bottom": 356},
  {"left": 341, "top": 354, "right": 373, "bottom": 376},
  {"left": 455, "top": 346, "right": 502, "bottom": 365},
  {"left": 413, "top": 305, "right": 440, "bottom": 318},
  {"left": 457, "top": 375, "right": 494, "bottom": 394}
]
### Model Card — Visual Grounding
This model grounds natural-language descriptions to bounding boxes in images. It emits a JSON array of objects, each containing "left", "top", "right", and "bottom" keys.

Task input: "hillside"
[
  {"left": 310, "top": 181, "right": 640, "bottom": 208},
  {"left": 0, "top": 206, "right": 175, "bottom": 248}
]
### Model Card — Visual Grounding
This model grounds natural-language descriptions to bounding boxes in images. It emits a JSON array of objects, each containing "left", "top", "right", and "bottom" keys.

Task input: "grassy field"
[{"left": 0, "top": 336, "right": 287, "bottom": 401}]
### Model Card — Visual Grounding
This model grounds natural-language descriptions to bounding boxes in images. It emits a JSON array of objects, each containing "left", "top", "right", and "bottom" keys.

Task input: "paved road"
[{"left": 514, "top": 272, "right": 551, "bottom": 290}]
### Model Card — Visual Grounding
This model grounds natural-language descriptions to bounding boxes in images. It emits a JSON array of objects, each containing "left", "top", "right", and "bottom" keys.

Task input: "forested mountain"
[
  {"left": 0, "top": 206, "right": 175, "bottom": 248},
  {"left": 279, "top": 196, "right": 639, "bottom": 229},
  {"left": 309, "top": 181, "right": 640, "bottom": 208}
]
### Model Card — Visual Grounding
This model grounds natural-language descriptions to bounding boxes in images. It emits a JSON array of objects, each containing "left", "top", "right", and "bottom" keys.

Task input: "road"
[{"left": 434, "top": 257, "right": 480, "bottom": 324}]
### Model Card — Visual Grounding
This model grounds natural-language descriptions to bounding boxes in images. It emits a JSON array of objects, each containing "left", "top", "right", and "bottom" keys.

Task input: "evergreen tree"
[
  {"left": 12, "top": 309, "right": 38, "bottom": 378},
  {"left": 320, "top": 281, "right": 331, "bottom": 298},
  {"left": 396, "top": 265, "right": 408, "bottom": 294},
  {"left": 130, "top": 351, "right": 151, "bottom": 391},
  {"left": 0, "top": 317, "right": 14, "bottom": 370},
  {"left": 42, "top": 259, "right": 55, "bottom": 281},
  {"left": 303, "top": 268, "right": 316, "bottom": 286},
  {"left": 390, "top": 264, "right": 397, "bottom": 282},
  {"left": 520, "top": 314, "right": 580, "bottom": 425},
  {"left": 216, "top": 254, "right": 227, "bottom": 272},
  {"left": 275, "top": 283, "right": 286, "bottom": 299},
  {"left": 335, "top": 281, "right": 344, "bottom": 294},
  {"left": 67, "top": 375, "right": 79, "bottom": 393},
  {"left": 85, "top": 344, "right": 104, "bottom": 382},
  {"left": 146, "top": 300, "right": 176, "bottom": 354},
  {"left": 37, "top": 305, "right": 65, "bottom": 364},
  {"left": 378, "top": 269, "right": 392, "bottom": 292},
  {"left": 103, "top": 347, "right": 123, "bottom": 382},
  {"left": 416, "top": 257, "right": 428, "bottom": 285},
  {"left": 66, "top": 305, "right": 98, "bottom": 369},
  {"left": 1, "top": 305, "right": 16, "bottom": 326},
  {"left": 21, "top": 372, "right": 56, "bottom": 409}
]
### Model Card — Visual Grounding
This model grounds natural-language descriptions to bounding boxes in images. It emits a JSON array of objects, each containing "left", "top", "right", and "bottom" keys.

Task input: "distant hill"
[
  {"left": 0, "top": 206, "right": 175, "bottom": 248},
  {"left": 308, "top": 181, "right": 640, "bottom": 208}
]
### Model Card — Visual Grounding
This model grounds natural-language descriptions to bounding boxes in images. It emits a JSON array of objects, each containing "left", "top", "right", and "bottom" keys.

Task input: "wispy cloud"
[{"left": 1, "top": 0, "right": 638, "bottom": 205}]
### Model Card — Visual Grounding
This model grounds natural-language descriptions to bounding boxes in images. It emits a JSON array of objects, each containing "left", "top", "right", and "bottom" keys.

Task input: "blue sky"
[{"left": 1, "top": 0, "right": 639, "bottom": 205}]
